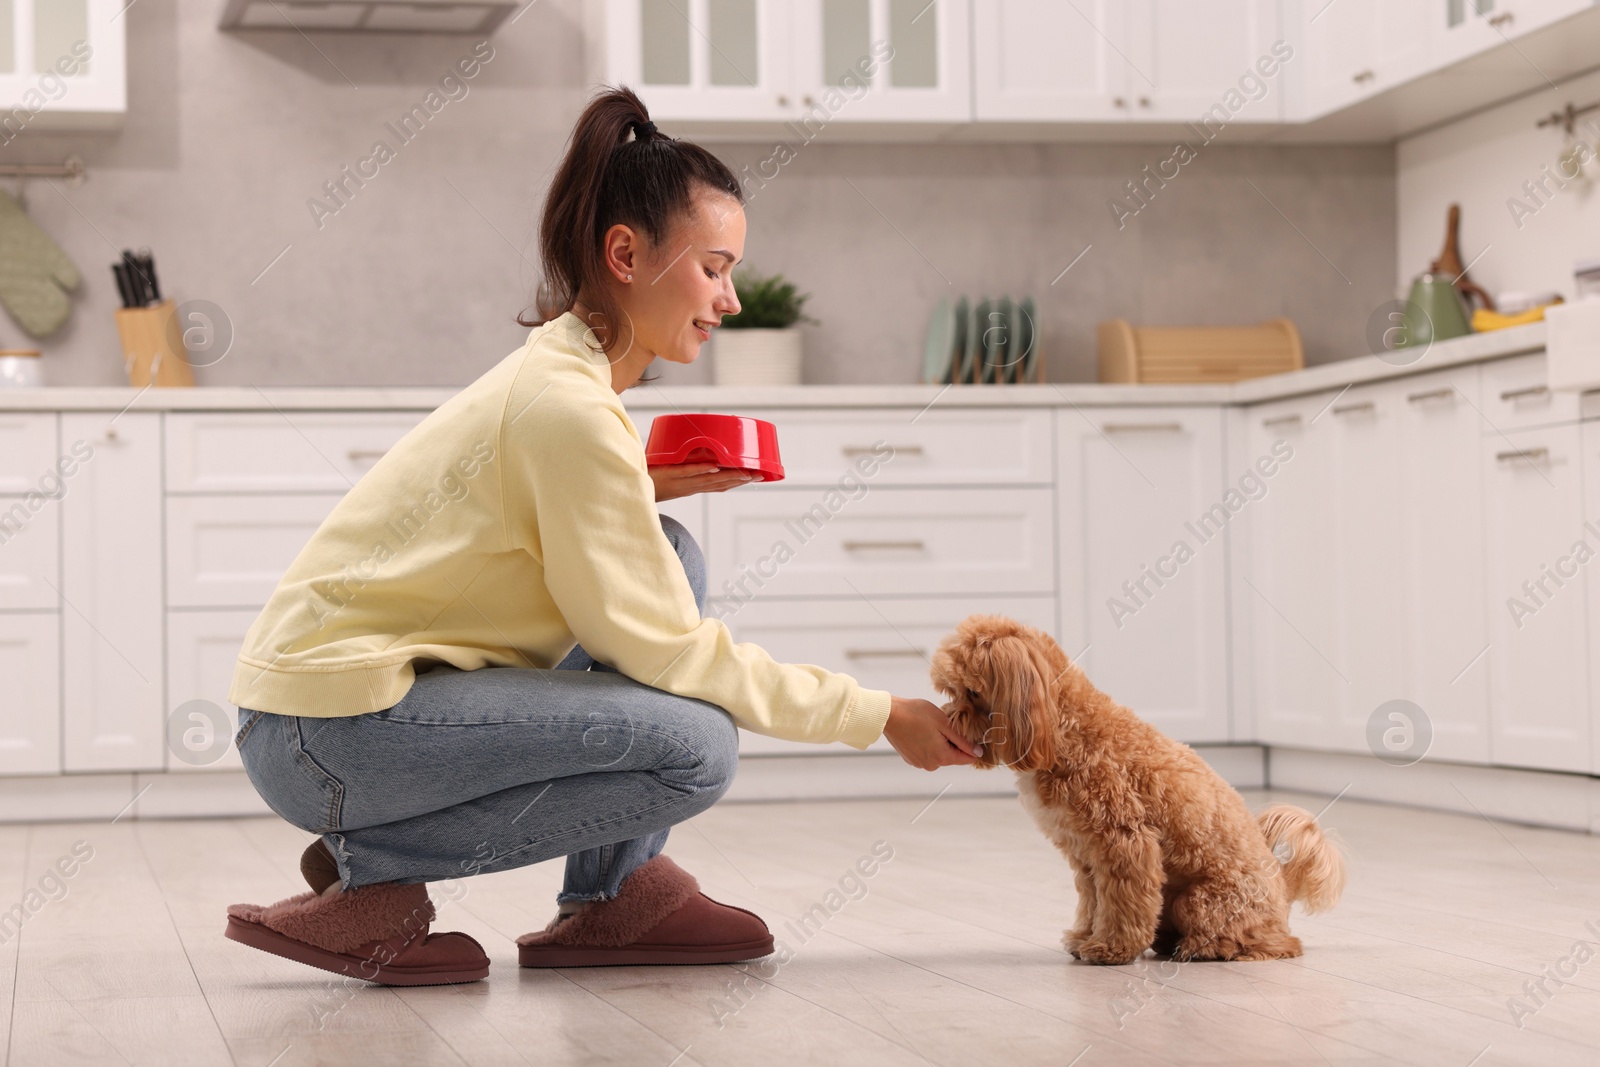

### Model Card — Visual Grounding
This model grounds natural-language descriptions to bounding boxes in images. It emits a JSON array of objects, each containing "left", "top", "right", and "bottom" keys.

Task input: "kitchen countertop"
[{"left": 0, "top": 323, "right": 1550, "bottom": 413}]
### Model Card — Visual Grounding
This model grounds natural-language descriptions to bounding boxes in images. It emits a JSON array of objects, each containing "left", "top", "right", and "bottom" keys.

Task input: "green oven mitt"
[{"left": 0, "top": 188, "right": 81, "bottom": 338}]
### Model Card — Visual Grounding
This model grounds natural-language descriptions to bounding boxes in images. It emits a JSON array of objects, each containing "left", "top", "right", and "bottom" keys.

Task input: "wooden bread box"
[{"left": 1098, "top": 318, "right": 1303, "bottom": 384}]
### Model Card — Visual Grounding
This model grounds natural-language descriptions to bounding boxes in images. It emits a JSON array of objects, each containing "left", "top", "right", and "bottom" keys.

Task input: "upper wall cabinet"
[
  {"left": 595, "top": 0, "right": 1600, "bottom": 138},
  {"left": 1299, "top": 0, "right": 1432, "bottom": 116},
  {"left": 1431, "top": 0, "right": 1594, "bottom": 65},
  {"left": 0, "top": 0, "right": 126, "bottom": 130},
  {"left": 600, "top": 0, "right": 970, "bottom": 124},
  {"left": 603, "top": 0, "right": 792, "bottom": 121},
  {"left": 973, "top": 0, "right": 1281, "bottom": 122},
  {"left": 972, "top": 0, "right": 1133, "bottom": 121},
  {"left": 1292, "top": 0, "right": 1600, "bottom": 127},
  {"left": 793, "top": 0, "right": 971, "bottom": 121}
]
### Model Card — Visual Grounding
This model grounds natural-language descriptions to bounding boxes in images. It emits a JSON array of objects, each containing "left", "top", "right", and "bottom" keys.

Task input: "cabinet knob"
[
  {"left": 104, "top": 425, "right": 119, "bottom": 442},
  {"left": 1138, "top": 96, "right": 1151, "bottom": 108},
  {"left": 803, "top": 94, "right": 815, "bottom": 106},
  {"left": 776, "top": 94, "right": 789, "bottom": 107},
  {"left": 1113, "top": 96, "right": 1127, "bottom": 108}
]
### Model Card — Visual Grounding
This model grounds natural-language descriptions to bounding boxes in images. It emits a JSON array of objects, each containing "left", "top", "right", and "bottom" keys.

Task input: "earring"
[{"left": 625, "top": 274, "right": 633, "bottom": 281}]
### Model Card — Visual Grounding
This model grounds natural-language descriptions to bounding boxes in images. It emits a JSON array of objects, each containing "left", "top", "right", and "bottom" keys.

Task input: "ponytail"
[{"left": 523, "top": 85, "right": 744, "bottom": 356}]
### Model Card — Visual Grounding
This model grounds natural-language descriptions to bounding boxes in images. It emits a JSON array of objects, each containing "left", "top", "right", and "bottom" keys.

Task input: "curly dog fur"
[{"left": 931, "top": 613, "right": 1346, "bottom": 965}]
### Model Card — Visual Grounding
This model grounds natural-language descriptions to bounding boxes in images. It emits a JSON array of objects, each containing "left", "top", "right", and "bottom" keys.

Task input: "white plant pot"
[{"left": 712, "top": 327, "right": 802, "bottom": 386}]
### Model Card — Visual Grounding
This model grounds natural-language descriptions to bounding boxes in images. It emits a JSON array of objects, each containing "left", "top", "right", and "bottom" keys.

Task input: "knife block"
[{"left": 115, "top": 299, "right": 196, "bottom": 388}]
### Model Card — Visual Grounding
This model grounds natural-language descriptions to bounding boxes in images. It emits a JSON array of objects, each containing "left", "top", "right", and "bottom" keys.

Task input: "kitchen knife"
[
  {"left": 111, "top": 261, "right": 134, "bottom": 308},
  {"left": 136, "top": 247, "right": 161, "bottom": 303},
  {"left": 122, "top": 250, "right": 155, "bottom": 306}
]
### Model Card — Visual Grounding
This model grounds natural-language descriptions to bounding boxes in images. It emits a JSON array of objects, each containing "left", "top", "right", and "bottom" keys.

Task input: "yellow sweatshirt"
[{"left": 227, "top": 313, "right": 892, "bottom": 749}]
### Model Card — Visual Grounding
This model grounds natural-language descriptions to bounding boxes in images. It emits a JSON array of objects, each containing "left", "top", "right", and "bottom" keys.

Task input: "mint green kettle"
[{"left": 1399, "top": 273, "right": 1472, "bottom": 349}]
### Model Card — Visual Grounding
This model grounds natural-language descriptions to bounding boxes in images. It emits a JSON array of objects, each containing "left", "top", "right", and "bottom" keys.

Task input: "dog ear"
[{"left": 985, "top": 633, "right": 1058, "bottom": 771}]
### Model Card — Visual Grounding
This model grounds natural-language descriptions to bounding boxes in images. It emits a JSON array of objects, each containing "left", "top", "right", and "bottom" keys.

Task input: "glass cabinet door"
[
  {"left": 0, "top": 0, "right": 126, "bottom": 127},
  {"left": 605, "top": 0, "right": 794, "bottom": 121},
  {"left": 790, "top": 0, "right": 971, "bottom": 121}
]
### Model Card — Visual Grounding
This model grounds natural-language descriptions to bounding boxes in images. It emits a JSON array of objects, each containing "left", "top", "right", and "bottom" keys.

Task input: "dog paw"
[
  {"left": 1074, "top": 940, "right": 1143, "bottom": 966},
  {"left": 1172, "top": 937, "right": 1230, "bottom": 963},
  {"left": 1062, "top": 929, "right": 1089, "bottom": 957}
]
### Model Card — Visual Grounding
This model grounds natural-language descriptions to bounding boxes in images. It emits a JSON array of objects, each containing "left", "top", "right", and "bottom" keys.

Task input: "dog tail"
[{"left": 1257, "top": 804, "right": 1346, "bottom": 914}]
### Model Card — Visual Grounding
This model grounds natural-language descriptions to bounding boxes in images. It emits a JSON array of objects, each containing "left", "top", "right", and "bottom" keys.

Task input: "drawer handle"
[
  {"left": 842, "top": 444, "right": 922, "bottom": 456},
  {"left": 1406, "top": 388, "right": 1456, "bottom": 404},
  {"left": 842, "top": 539, "right": 926, "bottom": 551},
  {"left": 1102, "top": 421, "right": 1182, "bottom": 433},
  {"left": 844, "top": 648, "right": 928, "bottom": 660},
  {"left": 1487, "top": 11, "right": 1513, "bottom": 27},
  {"left": 1497, "top": 447, "right": 1550, "bottom": 464},
  {"left": 1352, "top": 69, "right": 1375, "bottom": 84},
  {"left": 347, "top": 449, "right": 389, "bottom": 463},
  {"left": 1332, "top": 401, "right": 1376, "bottom": 416},
  {"left": 1499, "top": 385, "right": 1550, "bottom": 402},
  {"left": 1262, "top": 414, "right": 1302, "bottom": 428}
]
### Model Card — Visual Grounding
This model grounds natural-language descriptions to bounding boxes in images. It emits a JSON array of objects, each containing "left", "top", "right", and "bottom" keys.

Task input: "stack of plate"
[{"left": 920, "top": 295, "right": 1040, "bottom": 385}]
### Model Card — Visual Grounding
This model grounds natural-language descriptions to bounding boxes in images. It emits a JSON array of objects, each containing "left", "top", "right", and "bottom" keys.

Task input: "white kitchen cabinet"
[
  {"left": 602, "top": 0, "right": 969, "bottom": 123},
  {"left": 165, "top": 411, "right": 427, "bottom": 494},
  {"left": 1480, "top": 352, "right": 1581, "bottom": 432},
  {"left": 713, "top": 595, "right": 1058, "bottom": 754},
  {"left": 1055, "top": 407, "right": 1230, "bottom": 743},
  {"left": 0, "top": 613, "right": 59, "bottom": 775},
  {"left": 1243, "top": 391, "right": 1344, "bottom": 750},
  {"left": 792, "top": 0, "right": 971, "bottom": 121},
  {"left": 0, "top": 412, "right": 55, "bottom": 493},
  {"left": 601, "top": 0, "right": 794, "bottom": 121},
  {"left": 973, "top": 0, "right": 1135, "bottom": 120},
  {"left": 1585, "top": 415, "right": 1600, "bottom": 778},
  {"left": 1124, "top": 0, "right": 1282, "bottom": 122},
  {"left": 976, "top": 0, "right": 1278, "bottom": 123},
  {"left": 166, "top": 494, "right": 342, "bottom": 609},
  {"left": 1393, "top": 368, "right": 1491, "bottom": 764},
  {"left": 166, "top": 610, "right": 260, "bottom": 773},
  {"left": 1244, "top": 372, "right": 1495, "bottom": 762},
  {"left": 0, "top": 0, "right": 126, "bottom": 129},
  {"left": 1484, "top": 421, "right": 1591, "bottom": 773},
  {"left": 0, "top": 500, "right": 58, "bottom": 611},
  {"left": 1321, "top": 381, "right": 1407, "bottom": 752},
  {"left": 1433, "top": 0, "right": 1594, "bottom": 65},
  {"left": 60, "top": 412, "right": 164, "bottom": 772},
  {"left": 1296, "top": 0, "right": 1432, "bottom": 117},
  {"left": 733, "top": 407, "right": 1054, "bottom": 486},
  {"left": 707, "top": 485, "right": 1055, "bottom": 600}
]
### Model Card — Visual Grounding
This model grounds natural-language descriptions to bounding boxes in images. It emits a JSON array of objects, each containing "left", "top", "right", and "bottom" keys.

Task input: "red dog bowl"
[{"left": 644, "top": 413, "right": 785, "bottom": 482}]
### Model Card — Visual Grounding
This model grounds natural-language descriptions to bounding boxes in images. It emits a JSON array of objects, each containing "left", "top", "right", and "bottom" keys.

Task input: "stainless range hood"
[{"left": 218, "top": 0, "right": 519, "bottom": 34}]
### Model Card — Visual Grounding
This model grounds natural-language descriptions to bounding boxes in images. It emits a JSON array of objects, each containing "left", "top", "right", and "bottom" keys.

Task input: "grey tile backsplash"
[{"left": 18, "top": 0, "right": 1394, "bottom": 388}]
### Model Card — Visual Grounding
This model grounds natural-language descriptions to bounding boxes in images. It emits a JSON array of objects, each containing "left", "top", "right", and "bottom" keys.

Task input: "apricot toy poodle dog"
[{"left": 931, "top": 613, "right": 1345, "bottom": 965}]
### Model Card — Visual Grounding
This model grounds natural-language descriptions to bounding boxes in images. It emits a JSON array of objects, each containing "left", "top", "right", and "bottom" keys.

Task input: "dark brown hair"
[{"left": 521, "top": 85, "right": 745, "bottom": 356}]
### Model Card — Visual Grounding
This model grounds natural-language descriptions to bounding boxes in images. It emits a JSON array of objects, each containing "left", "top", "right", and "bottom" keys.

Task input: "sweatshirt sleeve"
[{"left": 503, "top": 386, "right": 891, "bottom": 749}]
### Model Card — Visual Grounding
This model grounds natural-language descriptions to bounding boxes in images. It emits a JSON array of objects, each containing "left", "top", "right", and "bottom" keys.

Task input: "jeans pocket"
[
  {"left": 234, "top": 708, "right": 265, "bottom": 750},
  {"left": 237, "top": 712, "right": 346, "bottom": 835}
]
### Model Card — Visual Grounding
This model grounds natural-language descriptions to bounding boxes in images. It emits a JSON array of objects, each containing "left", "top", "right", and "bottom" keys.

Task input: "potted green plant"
[{"left": 713, "top": 268, "right": 818, "bottom": 386}]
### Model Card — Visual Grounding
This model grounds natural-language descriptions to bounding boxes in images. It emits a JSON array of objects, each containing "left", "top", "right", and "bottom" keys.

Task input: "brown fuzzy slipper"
[
  {"left": 517, "top": 854, "right": 774, "bottom": 967},
  {"left": 225, "top": 881, "right": 488, "bottom": 986}
]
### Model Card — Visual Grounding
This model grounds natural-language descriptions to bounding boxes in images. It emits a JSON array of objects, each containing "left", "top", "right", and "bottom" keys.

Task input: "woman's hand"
[
  {"left": 883, "top": 695, "right": 984, "bottom": 771},
  {"left": 650, "top": 463, "right": 762, "bottom": 502}
]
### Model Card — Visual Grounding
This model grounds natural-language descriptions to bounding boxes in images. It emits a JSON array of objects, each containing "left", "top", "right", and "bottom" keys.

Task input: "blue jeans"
[{"left": 235, "top": 515, "right": 738, "bottom": 902}]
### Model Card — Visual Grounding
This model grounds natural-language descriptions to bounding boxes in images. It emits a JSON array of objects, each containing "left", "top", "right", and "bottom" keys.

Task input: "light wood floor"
[{"left": 2, "top": 788, "right": 1599, "bottom": 1066}]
